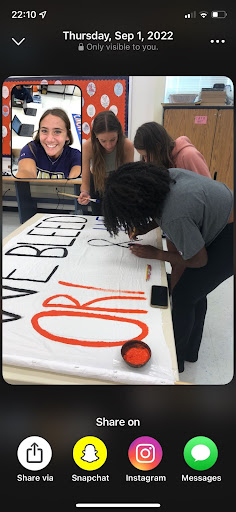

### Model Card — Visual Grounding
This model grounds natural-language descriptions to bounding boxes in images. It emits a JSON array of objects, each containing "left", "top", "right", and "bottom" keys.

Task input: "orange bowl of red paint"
[{"left": 121, "top": 340, "right": 151, "bottom": 368}]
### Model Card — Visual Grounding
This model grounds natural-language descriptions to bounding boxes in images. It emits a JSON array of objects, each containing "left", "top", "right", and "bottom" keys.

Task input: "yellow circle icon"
[{"left": 73, "top": 436, "right": 107, "bottom": 471}]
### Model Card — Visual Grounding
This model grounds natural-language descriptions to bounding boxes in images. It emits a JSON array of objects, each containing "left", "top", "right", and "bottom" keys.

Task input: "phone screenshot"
[{"left": 1, "top": 4, "right": 235, "bottom": 511}]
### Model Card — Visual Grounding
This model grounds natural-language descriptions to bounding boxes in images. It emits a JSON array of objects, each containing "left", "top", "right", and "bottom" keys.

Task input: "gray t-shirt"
[{"left": 155, "top": 168, "right": 233, "bottom": 260}]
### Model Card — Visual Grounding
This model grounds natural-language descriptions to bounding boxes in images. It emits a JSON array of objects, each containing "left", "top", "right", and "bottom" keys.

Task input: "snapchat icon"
[{"left": 73, "top": 436, "right": 107, "bottom": 470}]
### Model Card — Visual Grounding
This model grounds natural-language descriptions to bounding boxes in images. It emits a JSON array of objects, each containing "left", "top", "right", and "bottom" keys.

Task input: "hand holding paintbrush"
[
  {"left": 77, "top": 190, "right": 97, "bottom": 205},
  {"left": 128, "top": 227, "right": 143, "bottom": 246},
  {"left": 58, "top": 192, "right": 100, "bottom": 203}
]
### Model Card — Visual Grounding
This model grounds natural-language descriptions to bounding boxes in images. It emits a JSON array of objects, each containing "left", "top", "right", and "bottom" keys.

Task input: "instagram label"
[{"left": 128, "top": 436, "right": 163, "bottom": 471}]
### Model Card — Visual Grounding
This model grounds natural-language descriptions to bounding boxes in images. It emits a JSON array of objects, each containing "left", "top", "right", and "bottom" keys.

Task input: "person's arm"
[
  {"left": 68, "top": 165, "right": 81, "bottom": 179},
  {"left": 78, "top": 140, "right": 92, "bottom": 205},
  {"left": 15, "top": 158, "right": 37, "bottom": 178},
  {"left": 123, "top": 138, "right": 134, "bottom": 163},
  {"left": 166, "top": 239, "right": 186, "bottom": 290},
  {"left": 130, "top": 243, "right": 208, "bottom": 289},
  {"left": 130, "top": 243, "right": 208, "bottom": 268}
]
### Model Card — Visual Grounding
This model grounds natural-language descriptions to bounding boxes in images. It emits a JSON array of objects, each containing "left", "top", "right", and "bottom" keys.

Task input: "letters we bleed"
[{"left": 3, "top": 216, "right": 87, "bottom": 322}]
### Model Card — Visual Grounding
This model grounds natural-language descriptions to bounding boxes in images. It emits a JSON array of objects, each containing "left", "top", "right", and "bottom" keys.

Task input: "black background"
[{"left": 1, "top": 3, "right": 235, "bottom": 511}]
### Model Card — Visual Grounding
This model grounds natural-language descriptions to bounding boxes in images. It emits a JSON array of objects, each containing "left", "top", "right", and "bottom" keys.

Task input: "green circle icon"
[{"left": 184, "top": 436, "right": 218, "bottom": 471}]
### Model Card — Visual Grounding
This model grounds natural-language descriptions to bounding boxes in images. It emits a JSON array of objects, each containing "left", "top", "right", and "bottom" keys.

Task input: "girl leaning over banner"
[
  {"left": 16, "top": 108, "right": 81, "bottom": 179},
  {"left": 78, "top": 110, "right": 134, "bottom": 214}
]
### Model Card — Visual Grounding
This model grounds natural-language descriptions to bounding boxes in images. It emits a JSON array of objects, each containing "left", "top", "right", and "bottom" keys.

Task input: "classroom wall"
[{"left": 128, "top": 76, "right": 166, "bottom": 160}]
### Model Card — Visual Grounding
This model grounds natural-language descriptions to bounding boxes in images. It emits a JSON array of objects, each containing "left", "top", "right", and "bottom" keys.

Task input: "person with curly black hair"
[{"left": 103, "top": 161, "right": 233, "bottom": 373}]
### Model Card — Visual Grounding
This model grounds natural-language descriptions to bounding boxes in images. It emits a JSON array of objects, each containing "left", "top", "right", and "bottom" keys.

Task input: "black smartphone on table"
[{"left": 151, "top": 285, "right": 168, "bottom": 308}]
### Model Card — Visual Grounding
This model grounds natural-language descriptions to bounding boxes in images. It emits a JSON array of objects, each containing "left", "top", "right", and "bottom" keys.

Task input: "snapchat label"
[{"left": 73, "top": 436, "right": 107, "bottom": 471}]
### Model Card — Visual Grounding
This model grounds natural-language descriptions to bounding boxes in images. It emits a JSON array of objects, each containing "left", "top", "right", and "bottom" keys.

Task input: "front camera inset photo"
[{"left": 11, "top": 82, "right": 82, "bottom": 180}]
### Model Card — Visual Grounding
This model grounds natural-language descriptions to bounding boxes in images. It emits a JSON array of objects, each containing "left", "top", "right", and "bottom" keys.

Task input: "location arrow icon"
[{"left": 12, "top": 37, "right": 25, "bottom": 46}]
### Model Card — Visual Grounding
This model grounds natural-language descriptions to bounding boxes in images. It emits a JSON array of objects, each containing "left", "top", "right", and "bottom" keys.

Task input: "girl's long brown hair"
[
  {"left": 134, "top": 122, "right": 175, "bottom": 168},
  {"left": 91, "top": 111, "right": 125, "bottom": 194}
]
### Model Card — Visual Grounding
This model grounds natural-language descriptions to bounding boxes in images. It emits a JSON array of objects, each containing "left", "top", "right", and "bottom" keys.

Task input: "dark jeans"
[
  {"left": 171, "top": 222, "right": 233, "bottom": 373},
  {"left": 90, "top": 173, "right": 102, "bottom": 216}
]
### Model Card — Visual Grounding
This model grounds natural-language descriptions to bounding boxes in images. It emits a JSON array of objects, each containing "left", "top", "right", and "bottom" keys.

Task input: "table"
[
  {"left": 2, "top": 176, "right": 83, "bottom": 223},
  {"left": 2, "top": 214, "right": 179, "bottom": 385}
]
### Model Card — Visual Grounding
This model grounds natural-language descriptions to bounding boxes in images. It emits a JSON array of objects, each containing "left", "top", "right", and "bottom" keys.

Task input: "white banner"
[{"left": 3, "top": 215, "right": 174, "bottom": 384}]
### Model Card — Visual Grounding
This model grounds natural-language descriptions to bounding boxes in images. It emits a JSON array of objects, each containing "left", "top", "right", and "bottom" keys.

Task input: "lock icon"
[{"left": 78, "top": 43, "right": 84, "bottom": 51}]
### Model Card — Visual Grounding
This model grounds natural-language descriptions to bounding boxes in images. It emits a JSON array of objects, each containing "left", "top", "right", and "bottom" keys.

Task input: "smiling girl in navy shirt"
[{"left": 16, "top": 108, "right": 81, "bottom": 179}]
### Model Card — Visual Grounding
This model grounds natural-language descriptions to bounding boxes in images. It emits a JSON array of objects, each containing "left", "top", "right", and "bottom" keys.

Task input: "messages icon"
[{"left": 184, "top": 436, "right": 218, "bottom": 470}]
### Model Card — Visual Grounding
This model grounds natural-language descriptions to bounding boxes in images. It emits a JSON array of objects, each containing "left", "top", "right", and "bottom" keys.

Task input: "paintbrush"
[
  {"left": 58, "top": 192, "right": 100, "bottom": 203},
  {"left": 129, "top": 227, "right": 137, "bottom": 240}
]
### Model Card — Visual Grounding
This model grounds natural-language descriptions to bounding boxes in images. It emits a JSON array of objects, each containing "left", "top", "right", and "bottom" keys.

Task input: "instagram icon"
[{"left": 128, "top": 436, "right": 163, "bottom": 471}]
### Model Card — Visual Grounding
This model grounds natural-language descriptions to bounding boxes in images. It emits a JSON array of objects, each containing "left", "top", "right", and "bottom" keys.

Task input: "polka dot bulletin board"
[{"left": 2, "top": 76, "right": 129, "bottom": 157}]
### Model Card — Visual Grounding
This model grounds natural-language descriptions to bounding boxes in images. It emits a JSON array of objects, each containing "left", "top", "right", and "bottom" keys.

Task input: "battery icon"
[{"left": 211, "top": 11, "right": 227, "bottom": 18}]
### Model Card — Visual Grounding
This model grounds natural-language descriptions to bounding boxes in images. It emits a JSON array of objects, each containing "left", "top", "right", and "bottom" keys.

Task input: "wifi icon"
[{"left": 199, "top": 11, "right": 208, "bottom": 18}]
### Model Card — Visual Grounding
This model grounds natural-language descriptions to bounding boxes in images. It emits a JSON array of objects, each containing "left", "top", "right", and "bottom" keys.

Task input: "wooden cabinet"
[
  {"left": 163, "top": 106, "right": 233, "bottom": 189},
  {"left": 208, "top": 109, "right": 233, "bottom": 189}
]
